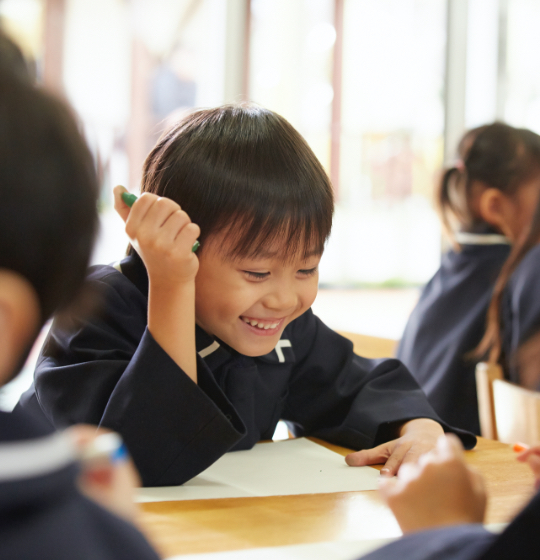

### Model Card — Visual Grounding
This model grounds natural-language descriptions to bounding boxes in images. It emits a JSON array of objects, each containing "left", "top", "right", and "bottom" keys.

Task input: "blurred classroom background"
[{"left": 1, "top": 0, "right": 540, "bottom": 408}]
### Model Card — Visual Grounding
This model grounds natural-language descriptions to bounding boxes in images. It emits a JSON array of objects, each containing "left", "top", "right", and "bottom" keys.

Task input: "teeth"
[{"left": 242, "top": 317, "right": 280, "bottom": 330}]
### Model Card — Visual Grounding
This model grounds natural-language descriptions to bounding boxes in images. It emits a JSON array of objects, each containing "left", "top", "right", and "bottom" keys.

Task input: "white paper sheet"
[
  {"left": 165, "top": 538, "right": 396, "bottom": 560},
  {"left": 137, "top": 438, "right": 380, "bottom": 502}
]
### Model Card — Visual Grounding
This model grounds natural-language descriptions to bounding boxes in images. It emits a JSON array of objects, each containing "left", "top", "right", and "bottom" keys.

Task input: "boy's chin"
[{"left": 229, "top": 336, "right": 282, "bottom": 358}]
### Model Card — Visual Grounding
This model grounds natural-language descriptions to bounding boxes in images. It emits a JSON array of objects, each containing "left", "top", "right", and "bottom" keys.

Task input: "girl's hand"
[
  {"left": 516, "top": 445, "right": 540, "bottom": 489},
  {"left": 377, "top": 434, "right": 487, "bottom": 534},
  {"left": 113, "top": 185, "right": 200, "bottom": 287},
  {"left": 345, "top": 418, "right": 444, "bottom": 476}
]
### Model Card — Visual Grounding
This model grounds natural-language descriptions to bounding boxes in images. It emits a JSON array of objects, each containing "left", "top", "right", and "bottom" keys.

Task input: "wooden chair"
[
  {"left": 475, "top": 362, "right": 503, "bottom": 440},
  {"left": 336, "top": 330, "right": 397, "bottom": 359},
  {"left": 476, "top": 361, "right": 540, "bottom": 445}
]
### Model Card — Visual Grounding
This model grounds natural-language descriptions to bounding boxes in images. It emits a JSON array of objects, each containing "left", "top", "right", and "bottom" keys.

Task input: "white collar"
[
  {"left": 0, "top": 431, "right": 76, "bottom": 482},
  {"left": 198, "top": 340, "right": 220, "bottom": 358}
]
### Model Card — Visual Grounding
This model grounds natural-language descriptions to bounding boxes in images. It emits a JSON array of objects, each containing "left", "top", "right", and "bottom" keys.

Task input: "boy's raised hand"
[
  {"left": 114, "top": 185, "right": 200, "bottom": 286},
  {"left": 376, "top": 434, "right": 486, "bottom": 534},
  {"left": 113, "top": 185, "right": 199, "bottom": 383}
]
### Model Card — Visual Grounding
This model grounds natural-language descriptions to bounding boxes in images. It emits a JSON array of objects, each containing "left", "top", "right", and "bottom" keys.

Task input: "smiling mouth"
[{"left": 240, "top": 316, "right": 283, "bottom": 331}]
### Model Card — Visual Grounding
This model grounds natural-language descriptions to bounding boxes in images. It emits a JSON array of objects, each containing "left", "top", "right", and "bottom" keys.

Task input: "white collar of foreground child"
[{"left": 0, "top": 431, "right": 75, "bottom": 482}]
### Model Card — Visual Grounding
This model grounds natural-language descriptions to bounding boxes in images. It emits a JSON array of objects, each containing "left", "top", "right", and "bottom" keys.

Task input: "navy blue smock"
[
  {"left": 18, "top": 254, "right": 475, "bottom": 487},
  {"left": 397, "top": 235, "right": 510, "bottom": 434}
]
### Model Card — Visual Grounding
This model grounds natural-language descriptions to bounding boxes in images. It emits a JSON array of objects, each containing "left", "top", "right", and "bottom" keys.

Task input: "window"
[{"left": 1, "top": 0, "right": 535, "bottom": 284}]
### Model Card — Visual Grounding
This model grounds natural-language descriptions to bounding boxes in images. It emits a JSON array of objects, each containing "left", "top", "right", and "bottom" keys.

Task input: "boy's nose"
[{"left": 263, "top": 288, "right": 298, "bottom": 312}]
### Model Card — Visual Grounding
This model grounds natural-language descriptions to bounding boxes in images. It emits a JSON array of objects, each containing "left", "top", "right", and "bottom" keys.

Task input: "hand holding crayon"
[
  {"left": 121, "top": 191, "right": 200, "bottom": 252},
  {"left": 113, "top": 185, "right": 200, "bottom": 287}
]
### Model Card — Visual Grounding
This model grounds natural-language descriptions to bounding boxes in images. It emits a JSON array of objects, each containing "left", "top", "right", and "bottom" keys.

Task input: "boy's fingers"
[
  {"left": 160, "top": 209, "right": 192, "bottom": 241},
  {"left": 113, "top": 185, "right": 131, "bottom": 223},
  {"left": 345, "top": 441, "right": 393, "bottom": 467},
  {"left": 382, "top": 441, "right": 413, "bottom": 476},
  {"left": 123, "top": 193, "right": 159, "bottom": 240},
  {"left": 175, "top": 222, "right": 201, "bottom": 249}
]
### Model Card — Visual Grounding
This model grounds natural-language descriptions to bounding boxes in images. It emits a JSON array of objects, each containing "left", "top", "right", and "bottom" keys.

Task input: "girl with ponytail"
[
  {"left": 477, "top": 195, "right": 540, "bottom": 389},
  {"left": 397, "top": 123, "right": 540, "bottom": 434}
]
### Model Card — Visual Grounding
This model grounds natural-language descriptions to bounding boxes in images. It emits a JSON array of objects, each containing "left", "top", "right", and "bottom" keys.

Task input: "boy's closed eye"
[
  {"left": 244, "top": 271, "right": 270, "bottom": 280},
  {"left": 298, "top": 267, "right": 318, "bottom": 277},
  {"left": 242, "top": 267, "right": 318, "bottom": 281}
]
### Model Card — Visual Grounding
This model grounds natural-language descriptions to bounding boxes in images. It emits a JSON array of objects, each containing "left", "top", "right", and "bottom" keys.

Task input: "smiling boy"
[{"left": 19, "top": 105, "right": 476, "bottom": 486}]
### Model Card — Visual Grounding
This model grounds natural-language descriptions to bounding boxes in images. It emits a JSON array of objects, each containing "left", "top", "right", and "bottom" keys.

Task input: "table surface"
[{"left": 137, "top": 437, "right": 535, "bottom": 558}]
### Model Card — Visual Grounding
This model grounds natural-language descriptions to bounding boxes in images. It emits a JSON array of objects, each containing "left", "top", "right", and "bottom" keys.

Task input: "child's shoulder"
[
  {"left": 442, "top": 242, "right": 510, "bottom": 270},
  {"left": 87, "top": 254, "right": 148, "bottom": 295},
  {"left": 84, "top": 257, "right": 149, "bottom": 319},
  {"left": 87, "top": 263, "right": 125, "bottom": 285}
]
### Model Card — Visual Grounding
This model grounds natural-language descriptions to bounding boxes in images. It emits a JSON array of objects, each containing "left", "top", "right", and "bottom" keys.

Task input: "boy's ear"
[
  {"left": 477, "top": 188, "right": 514, "bottom": 239},
  {"left": 0, "top": 270, "right": 40, "bottom": 386}
]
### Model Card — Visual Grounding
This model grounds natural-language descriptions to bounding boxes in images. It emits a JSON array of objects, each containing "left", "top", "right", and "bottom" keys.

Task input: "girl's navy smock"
[{"left": 397, "top": 232, "right": 510, "bottom": 434}]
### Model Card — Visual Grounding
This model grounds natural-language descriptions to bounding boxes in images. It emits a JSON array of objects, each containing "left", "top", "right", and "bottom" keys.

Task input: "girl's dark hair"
[
  {"left": 437, "top": 123, "right": 540, "bottom": 244},
  {"left": 0, "top": 34, "right": 99, "bottom": 322},
  {"left": 476, "top": 197, "right": 540, "bottom": 364},
  {"left": 131, "top": 104, "right": 334, "bottom": 260}
]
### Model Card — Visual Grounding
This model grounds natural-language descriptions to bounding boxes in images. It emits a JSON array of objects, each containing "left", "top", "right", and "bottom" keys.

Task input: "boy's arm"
[
  {"left": 114, "top": 185, "right": 199, "bottom": 383},
  {"left": 282, "top": 310, "right": 476, "bottom": 473}
]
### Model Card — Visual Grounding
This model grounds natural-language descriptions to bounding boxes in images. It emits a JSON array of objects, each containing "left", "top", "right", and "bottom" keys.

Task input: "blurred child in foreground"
[{"left": 0, "top": 32, "right": 159, "bottom": 560}]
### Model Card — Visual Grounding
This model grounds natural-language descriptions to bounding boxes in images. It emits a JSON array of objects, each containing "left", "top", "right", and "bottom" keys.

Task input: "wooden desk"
[{"left": 137, "top": 438, "right": 535, "bottom": 558}]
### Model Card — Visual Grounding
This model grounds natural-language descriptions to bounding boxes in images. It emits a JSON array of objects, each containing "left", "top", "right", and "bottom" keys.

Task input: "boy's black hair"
[
  {"left": 0, "top": 32, "right": 99, "bottom": 322},
  {"left": 134, "top": 104, "right": 334, "bottom": 261}
]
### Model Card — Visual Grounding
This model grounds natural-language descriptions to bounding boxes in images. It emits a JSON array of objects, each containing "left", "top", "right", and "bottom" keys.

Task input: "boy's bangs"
[{"left": 219, "top": 205, "right": 328, "bottom": 262}]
